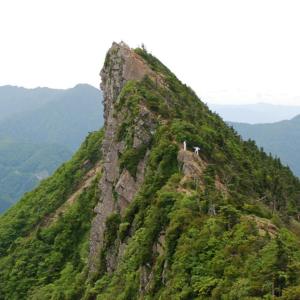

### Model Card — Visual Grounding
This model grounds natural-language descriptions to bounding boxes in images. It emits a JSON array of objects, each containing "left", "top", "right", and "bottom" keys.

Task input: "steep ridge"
[
  {"left": 1, "top": 43, "right": 300, "bottom": 299},
  {"left": 89, "top": 43, "right": 158, "bottom": 274}
]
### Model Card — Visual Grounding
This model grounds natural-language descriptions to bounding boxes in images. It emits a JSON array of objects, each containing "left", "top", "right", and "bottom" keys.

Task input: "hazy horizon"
[
  {"left": 3, "top": 84, "right": 300, "bottom": 107},
  {"left": 1, "top": 1, "right": 300, "bottom": 105}
]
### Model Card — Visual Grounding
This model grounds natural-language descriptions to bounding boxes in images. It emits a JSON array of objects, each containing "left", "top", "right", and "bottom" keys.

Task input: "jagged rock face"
[
  {"left": 100, "top": 42, "right": 154, "bottom": 125},
  {"left": 89, "top": 42, "right": 155, "bottom": 274},
  {"left": 116, "top": 153, "right": 148, "bottom": 215}
]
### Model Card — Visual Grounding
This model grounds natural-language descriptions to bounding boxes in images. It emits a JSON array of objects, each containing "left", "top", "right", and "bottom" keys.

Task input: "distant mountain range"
[
  {"left": 209, "top": 102, "right": 300, "bottom": 124},
  {"left": 231, "top": 115, "right": 300, "bottom": 177},
  {"left": 0, "top": 85, "right": 63, "bottom": 121},
  {"left": 0, "top": 84, "right": 103, "bottom": 212}
]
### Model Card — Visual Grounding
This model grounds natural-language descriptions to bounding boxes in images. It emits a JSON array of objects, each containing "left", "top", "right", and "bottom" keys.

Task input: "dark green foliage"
[
  {"left": 104, "top": 213, "right": 121, "bottom": 249},
  {"left": 98, "top": 213, "right": 122, "bottom": 276},
  {"left": 118, "top": 222, "right": 130, "bottom": 241},
  {"left": 0, "top": 175, "right": 101, "bottom": 299},
  {"left": 219, "top": 204, "right": 241, "bottom": 229},
  {"left": 120, "top": 145, "right": 148, "bottom": 178}
]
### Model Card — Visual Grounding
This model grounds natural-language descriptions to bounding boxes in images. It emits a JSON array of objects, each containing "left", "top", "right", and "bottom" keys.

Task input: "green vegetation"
[
  {"left": 88, "top": 48, "right": 300, "bottom": 299},
  {"left": 0, "top": 129, "right": 103, "bottom": 299},
  {"left": 0, "top": 129, "right": 103, "bottom": 255},
  {"left": 120, "top": 145, "right": 148, "bottom": 178},
  {"left": 1, "top": 47, "right": 300, "bottom": 299}
]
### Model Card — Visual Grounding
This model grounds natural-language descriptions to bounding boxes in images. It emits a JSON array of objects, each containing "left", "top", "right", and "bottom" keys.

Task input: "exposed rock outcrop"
[
  {"left": 88, "top": 42, "right": 156, "bottom": 274},
  {"left": 115, "top": 152, "right": 148, "bottom": 215},
  {"left": 177, "top": 149, "right": 207, "bottom": 179},
  {"left": 247, "top": 215, "right": 278, "bottom": 238},
  {"left": 177, "top": 149, "right": 207, "bottom": 192}
]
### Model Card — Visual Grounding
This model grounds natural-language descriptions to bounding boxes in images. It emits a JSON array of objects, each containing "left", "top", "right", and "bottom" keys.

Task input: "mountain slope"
[
  {"left": 1, "top": 43, "right": 300, "bottom": 299},
  {"left": 231, "top": 115, "right": 300, "bottom": 177},
  {"left": 0, "top": 129, "right": 104, "bottom": 299},
  {"left": 0, "top": 84, "right": 103, "bottom": 213}
]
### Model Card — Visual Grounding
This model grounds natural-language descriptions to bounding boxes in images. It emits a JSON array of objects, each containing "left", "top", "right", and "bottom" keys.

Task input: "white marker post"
[
  {"left": 183, "top": 141, "right": 187, "bottom": 151},
  {"left": 194, "top": 146, "right": 200, "bottom": 155}
]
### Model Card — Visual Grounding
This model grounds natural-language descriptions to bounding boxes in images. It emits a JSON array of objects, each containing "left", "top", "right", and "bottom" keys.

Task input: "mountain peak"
[{"left": 100, "top": 42, "right": 155, "bottom": 123}]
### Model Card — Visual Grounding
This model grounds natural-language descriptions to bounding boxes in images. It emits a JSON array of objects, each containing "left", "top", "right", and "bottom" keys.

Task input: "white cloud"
[{"left": 1, "top": 0, "right": 300, "bottom": 105}]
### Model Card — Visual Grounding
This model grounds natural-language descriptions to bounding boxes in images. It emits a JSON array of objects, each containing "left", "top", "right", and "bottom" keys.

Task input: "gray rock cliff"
[{"left": 88, "top": 42, "right": 156, "bottom": 274}]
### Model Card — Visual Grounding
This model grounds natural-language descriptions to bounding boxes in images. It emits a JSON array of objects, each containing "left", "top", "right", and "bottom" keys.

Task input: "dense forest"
[{"left": 1, "top": 43, "right": 300, "bottom": 299}]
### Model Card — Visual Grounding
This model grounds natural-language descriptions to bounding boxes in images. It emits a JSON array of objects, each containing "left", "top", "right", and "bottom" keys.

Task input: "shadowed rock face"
[{"left": 88, "top": 42, "right": 156, "bottom": 274}]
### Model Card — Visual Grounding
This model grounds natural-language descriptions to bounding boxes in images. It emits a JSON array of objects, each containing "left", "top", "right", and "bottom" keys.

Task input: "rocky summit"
[{"left": 1, "top": 42, "right": 300, "bottom": 299}]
